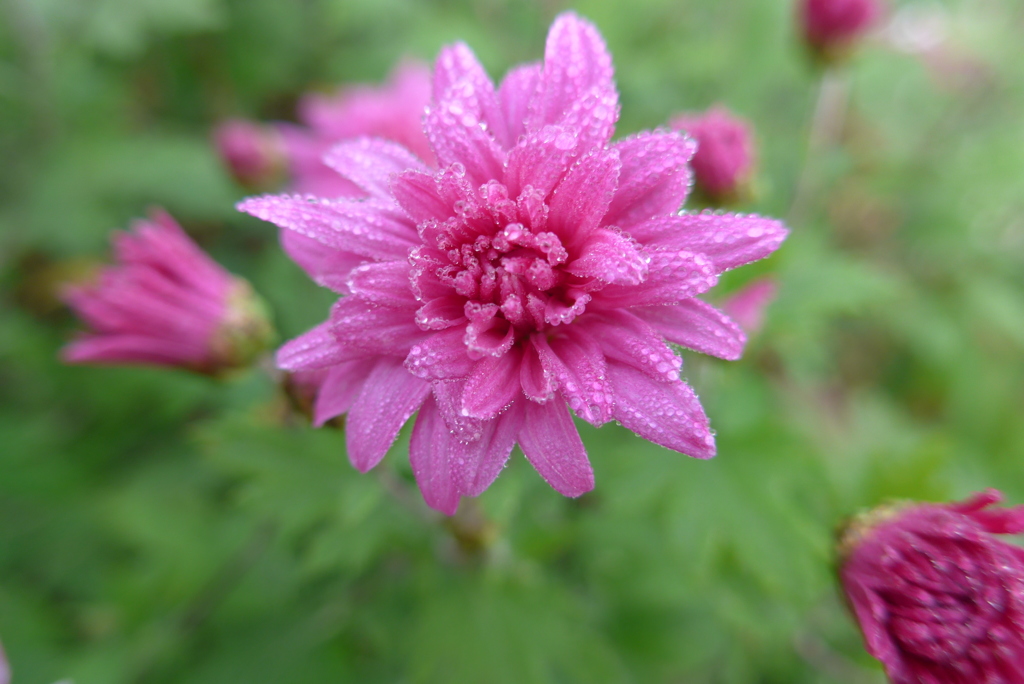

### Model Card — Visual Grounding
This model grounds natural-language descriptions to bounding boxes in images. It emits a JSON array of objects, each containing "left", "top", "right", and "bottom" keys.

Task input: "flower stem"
[{"left": 788, "top": 68, "right": 850, "bottom": 227}]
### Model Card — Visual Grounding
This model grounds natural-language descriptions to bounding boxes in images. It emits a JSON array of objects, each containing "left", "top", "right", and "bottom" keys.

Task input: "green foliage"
[{"left": 2, "top": 0, "right": 1024, "bottom": 682}]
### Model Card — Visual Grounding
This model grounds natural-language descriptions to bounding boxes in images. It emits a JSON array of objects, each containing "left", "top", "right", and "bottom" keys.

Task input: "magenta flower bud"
[
  {"left": 670, "top": 106, "right": 755, "bottom": 204},
  {"left": 213, "top": 119, "right": 287, "bottom": 189},
  {"left": 62, "top": 210, "right": 274, "bottom": 375},
  {"left": 722, "top": 277, "right": 778, "bottom": 335},
  {"left": 800, "top": 0, "right": 884, "bottom": 61},
  {"left": 839, "top": 490, "right": 1024, "bottom": 683}
]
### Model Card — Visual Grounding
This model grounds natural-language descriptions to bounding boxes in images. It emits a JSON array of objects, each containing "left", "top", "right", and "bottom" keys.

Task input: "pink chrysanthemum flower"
[
  {"left": 215, "top": 60, "right": 433, "bottom": 198},
  {"left": 240, "top": 13, "right": 788, "bottom": 514},
  {"left": 840, "top": 490, "right": 1024, "bottom": 684},
  {"left": 62, "top": 210, "right": 273, "bottom": 374},
  {"left": 722, "top": 277, "right": 778, "bottom": 335},
  {"left": 800, "top": 0, "right": 884, "bottom": 61},
  {"left": 670, "top": 105, "right": 755, "bottom": 204}
]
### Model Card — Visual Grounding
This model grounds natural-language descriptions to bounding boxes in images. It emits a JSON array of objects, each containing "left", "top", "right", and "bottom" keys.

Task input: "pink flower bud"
[
  {"left": 213, "top": 119, "right": 286, "bottom": 189},
  {"left": 722, "top": 277, "right": 778, "bottom": 335},
  {"left": 800, "top": 0, "right": 884, "bottom": 61},
  {"left": 62, "top": 210, "right": 274, "bottom": 375},
  {"left": 670, "top": 106, "right": 755, "bottom": 204},
  {"left": 839, "top": 490, "right": 1024, "bottom": 683}
]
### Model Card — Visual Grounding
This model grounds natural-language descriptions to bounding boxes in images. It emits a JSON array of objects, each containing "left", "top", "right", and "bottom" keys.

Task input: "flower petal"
[
  {"left": 529, "top": 12, "right": 618, "bottom": 149},
  {"left": 635, "top": 300, "right": 746, "bottom": 360},
  {"left": 405, "top": 327, "right": 474, "bottom": 380},
  {"left": 605, "top": 130, "right": 696, "bottom": 230},
  {"left": 409, "top": 394, "right": 461, "bottom": 515},
  {"left": 452, "top": 400, "right": 524, "bottom": 497},
  {"left": 392, "top": 170, "right": 453, "bottom": 223},
  {"left": 580, "top": 310, "right": 682, "bottom": 382},
  {"left": 566, "top": 227, "right": 647, "bottom": 285},
  {"left": 497, "top": 62, "right": 541, "bottom": 148},
  {"left": 323, "top": 137, "right": 427, "bottom": 200},
  {"left": 280, "top": 230, "right": 365, "bottom": 293},
  {"left": 534, "top": 329, "right": 613, "bottom": 426},
  {"left": 312, "top": 360, "right": 374, "bottom": 426},
  {"left": 542, "top": 289, "right": 591, "bottom": 327},
  {"left": 238, "top": 195, "right": 418, "bottom": 262},
  {"left": 61, "top": 335, "right": 201, "bottom": 366},
  {"left": 955, "top": 489, "right": 1024, "bottom": 534},
  {"left": 414, "top": 295, "right": 467, "bottom": 330},
  {"left": 345, "top": 261, "right": 419, "bottom": 308},
  {"left": 547, "top": 148, "right": 620, "bottom": 249},
  {"left": 431, "top": 379, "right": 486, "bottom": 442},
  {"left": 276, "top": 320, "right": 367, "bottom": 371},
  {"left": 432, "top": 162, "right": 479, "bottom": 213},
  {"left": 465, "top": 316, "right": 514, "bottom": 358},
  {"left": 330, "top": 296, "right": 426, "bottom": 357},
  {"left": 505, "top": 125, "right": 578, "bottom": 201},
  {"left": 394, "top": 163, "right": 479, "bottom": 233},
  {"left": 630, "top": 212, "right": 788, "bottom": 273},
  {"left": 426, "top": 79, "right": 507, "bottom": 185},
  {"left": 520, "top": 337, "right": 556, "bottom": 402},
  {"left": 608, "top": 361, "right": 715, "bottom": 459},
  {"left": 409, "top": 247, "right": 455, "bottom": 300},
  {"left": 518, "top": 398, "right": 594, "bottom": 497},
  {"left": 462, "top": 346, "right": 524, "bottom": 419},
  {"left": 595, "top": 249, "right": 718, "bottom": 308},
  {"left": 117, "top": 211, "right": 230, "bottom": 290},
  {"left": 347, "top": 357, "right": 430, "bottom": 472},
  {"left": 433, "top": 42, "right": 507, "bottom": 149}
]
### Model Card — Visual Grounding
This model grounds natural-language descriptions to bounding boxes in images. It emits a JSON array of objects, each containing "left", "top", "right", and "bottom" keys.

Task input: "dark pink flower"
[
  {"left": 670, "top": 106, "right": 755, "bottom": 203},
  {"left": 800, "top": 0, "right": 884, "bottom": 59},
  {"left": 62, "top": 210, "right": 273, "bottom": 374},
  {"left": 240, "top": 13, "right": 788, "bottom": 514},
  {"left": 839, "top": 490, "right": 1024, "bottom": 684},
  {"left": 722, "top": 277, "right": 777, "bottom": 335}
]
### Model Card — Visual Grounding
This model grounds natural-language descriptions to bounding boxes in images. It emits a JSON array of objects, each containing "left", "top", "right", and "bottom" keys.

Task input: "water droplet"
[{"left": 554, "top": 129, "right": 576, "bottom": 150}]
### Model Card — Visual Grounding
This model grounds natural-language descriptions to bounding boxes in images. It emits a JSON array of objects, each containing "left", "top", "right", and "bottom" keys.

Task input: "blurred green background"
[{"left": 2, "top": 0, "right": 1024, "bottom": 682}]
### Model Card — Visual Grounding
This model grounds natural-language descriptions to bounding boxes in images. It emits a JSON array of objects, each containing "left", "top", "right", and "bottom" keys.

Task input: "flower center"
[
  {"left": 441, "top": 220, "right": 585, "bottom": 328},
  {"left": 411, "top": 179, "right": 599, "bottom": 355}
]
